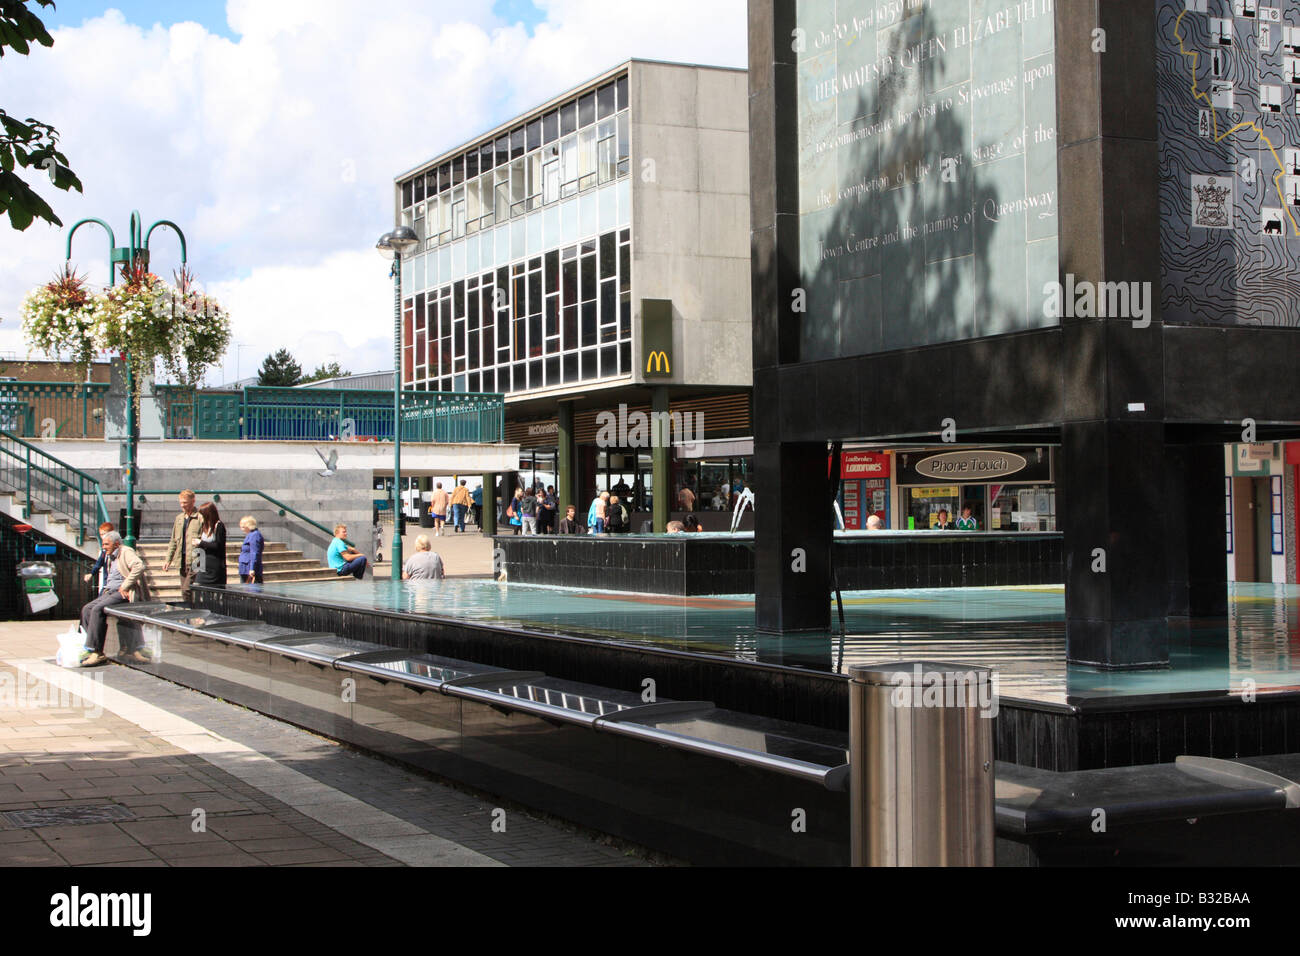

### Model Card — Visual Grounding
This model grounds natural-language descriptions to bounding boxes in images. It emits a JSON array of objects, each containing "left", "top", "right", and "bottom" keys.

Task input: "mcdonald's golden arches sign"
[{"left": 641, "top": 299, "right": 673, "bottom": 378}]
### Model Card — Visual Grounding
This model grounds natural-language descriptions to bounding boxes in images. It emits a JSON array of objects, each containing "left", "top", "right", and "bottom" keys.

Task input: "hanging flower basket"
[{"left": 18, "top": 264, "right": 98, "bottom": 370}]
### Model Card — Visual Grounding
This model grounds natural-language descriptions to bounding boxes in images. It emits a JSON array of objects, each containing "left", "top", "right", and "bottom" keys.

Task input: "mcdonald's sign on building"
[{"left": 641, "top": 299, "right": 674, "bottom": 379}]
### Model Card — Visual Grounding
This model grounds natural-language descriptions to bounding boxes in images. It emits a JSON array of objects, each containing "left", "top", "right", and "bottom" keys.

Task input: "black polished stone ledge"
[{"left": 495, "top": 532, "right": 1064, "bottom": 595}]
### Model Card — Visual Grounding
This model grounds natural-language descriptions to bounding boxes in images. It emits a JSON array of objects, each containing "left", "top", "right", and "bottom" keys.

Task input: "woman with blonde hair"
[{"left": 238, "top": 515, "right": 265, "bottom": 584}]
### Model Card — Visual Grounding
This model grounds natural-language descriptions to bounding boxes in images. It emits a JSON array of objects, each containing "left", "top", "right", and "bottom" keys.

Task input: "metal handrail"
[
  {"left": 0, "top": 429, "right": 111, "bottom": 544},
  {"left": 130, "top": 489, "right": 351, "bottom": 546}
]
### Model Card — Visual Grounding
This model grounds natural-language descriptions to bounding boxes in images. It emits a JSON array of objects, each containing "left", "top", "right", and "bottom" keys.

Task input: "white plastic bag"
[{"left": 55, "top": 625, "right": 88, "bottom": 668}]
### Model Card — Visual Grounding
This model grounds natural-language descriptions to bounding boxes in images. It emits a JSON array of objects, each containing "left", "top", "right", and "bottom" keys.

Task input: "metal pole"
[
  {"left": 848, "top": 661, "right": 995, "bottom": 866},
  {"left": 391, "top": 252, "right": 404, "bottom": 578}
]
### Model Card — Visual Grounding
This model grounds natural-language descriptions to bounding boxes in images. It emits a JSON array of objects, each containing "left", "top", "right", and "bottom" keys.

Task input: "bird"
[{"left": 315, "top": 447, "right": 338, "bottom": 477}]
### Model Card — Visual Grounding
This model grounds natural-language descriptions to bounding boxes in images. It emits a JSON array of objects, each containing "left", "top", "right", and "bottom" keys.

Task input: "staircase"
[
  {"left": 134, "top": 539, "right": 341, "bottom": 602},
  {"left": 0, "top": 489, "right": 100, "bottom": 559}
]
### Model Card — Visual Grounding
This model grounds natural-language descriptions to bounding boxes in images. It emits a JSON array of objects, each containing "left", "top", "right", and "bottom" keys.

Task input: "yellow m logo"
[{"left": 646, "top": 350, "right": 670, "bottom": 375}]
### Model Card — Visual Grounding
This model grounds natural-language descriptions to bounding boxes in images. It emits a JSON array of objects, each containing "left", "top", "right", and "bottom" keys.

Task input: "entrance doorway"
[{"left": 1232, "top": 476, "right": 1275, "bottom": 583}]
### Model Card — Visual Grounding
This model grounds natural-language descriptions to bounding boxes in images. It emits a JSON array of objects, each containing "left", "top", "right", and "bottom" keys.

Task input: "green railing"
[
  {"left": 0, "top": 381, "right": 111, "bottom": 439},
  {"left": 0, "top": 381, "right": 506, "bottom": 444},
  {"left": 241, "top": 387, "right": 504, "bottom": 443},
  {"left": 0, "top": 430, "right": 111, "bottom": 546},
  {"left": 134, "top": 489, "right": 353, "bottom": 547}
]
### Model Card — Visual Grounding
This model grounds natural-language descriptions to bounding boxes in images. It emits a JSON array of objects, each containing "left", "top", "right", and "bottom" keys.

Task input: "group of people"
[
  {"left": 506, "top": 484, "right": 562, "bottom": 535},
  {"left": 426, "top": 479, "right": 476, "bottom": 535},
  {"left": 76, "top": 491, "right": 265, "bottom": 667},
  {"left": 76, "top": 489, "right": 451, "bottom": 668}
]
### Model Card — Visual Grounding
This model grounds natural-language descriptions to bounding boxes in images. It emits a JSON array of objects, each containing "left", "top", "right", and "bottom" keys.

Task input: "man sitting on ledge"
[
  {"left": 328, "top": 524, "right": 368, "bottom": 579},
  {"left": 79, "top": 529, "right": 146, "bottom": 667}
]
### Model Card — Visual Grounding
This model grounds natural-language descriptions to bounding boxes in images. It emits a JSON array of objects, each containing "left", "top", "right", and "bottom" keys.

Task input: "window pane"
[
  {"left": 562, "top": 258, "right": 577, "bottom": 306},
  {"left": 560, "top": 101, "right": 577, "bottom": 136},
  {"left": 597, "top": 82, "right": 616, "bottom": 119},
  {"left": 598, "top": 136, "right": 616, "bottom": 184},
  {"left": 402, "top": 180, "right": 414, "bottom": 207},
  {"left": 414, "top": 175, "right": 425, "bottom": 203},
  {"left": 581, "top": 300, "right": 598, "bottom": 346},
  {"left": 427, "top": 170, "right": 437, "bottom": 195},
  {"left": 579, "top": 127, "right": 597, "bottom": 180},
  {"left": 495, "top": 136, "right": 510, "bottom": 168},
  {"left": 600, "top": 232, "right": 616, "bottom": 279},
  {"left": 466, "top": 150, "right": 479, "bottom": 180},
  {"left": 563, "top": 304, "right": 577, "bottom": 350},
  {"left": 616, "top": 74, "right": 628, "bottom": 110},
  {"left": 617, "top": 112, "right": 630, "bottom": 164},
  {"left": 543, "top": 110, "right": 559, "bottom": 143},
  {"left": 579, "top": 91, "right": 596, "bottom": 127},
  {"left": 620, "top": 243, "right": 630, "bottom": 293},
  {"left": 438, "top": 163, "right": 451, "bottom": 193},
  {"left": 581, "top": 254, "right": 596, "bottom": 301},
  {"left": 526, "top": 118, "right": 542, "bottom": 151},
  {"left": 510, "top": 126, "right": 525, "bottom": 160},
  {"left": 481, "top": 142, "right": 495, "bottom": 172},
  {"left": 619, "top": 292, "right": 631, "bottom": 339}
]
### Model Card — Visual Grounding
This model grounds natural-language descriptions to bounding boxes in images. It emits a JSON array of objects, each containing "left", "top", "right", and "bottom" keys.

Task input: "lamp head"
[{"left": 388, "top": 225, "right": 418, "bottom": 257}]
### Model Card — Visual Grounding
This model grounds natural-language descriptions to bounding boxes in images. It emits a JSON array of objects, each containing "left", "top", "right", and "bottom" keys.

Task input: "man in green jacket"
[
  {"left": 162, "top": 490, "right": 202, "bottom": 602},
  {"left": 79, "top": 530, "right": 146, "bottom": 666}
]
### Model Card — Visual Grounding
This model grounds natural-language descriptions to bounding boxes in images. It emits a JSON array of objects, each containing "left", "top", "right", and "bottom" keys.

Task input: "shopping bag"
[{"left": 55, "top": 625, "right": 88, "bottom": 668}]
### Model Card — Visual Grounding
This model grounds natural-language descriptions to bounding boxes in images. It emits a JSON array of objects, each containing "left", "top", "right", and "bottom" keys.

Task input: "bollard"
[{"left": 849, "top": 661, "right": 995, "bottom": 866}]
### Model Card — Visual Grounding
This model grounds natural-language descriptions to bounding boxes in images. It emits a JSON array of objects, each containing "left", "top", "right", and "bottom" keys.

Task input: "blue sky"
[
  {"left": 39, "top": 0, "right": 237, "bottom": 39},
  {"left": 38, "top": 0, "right": 546, "bottom": 40},
  {"left": 1, "top": 0, "right": 746, "bottom": 380}
]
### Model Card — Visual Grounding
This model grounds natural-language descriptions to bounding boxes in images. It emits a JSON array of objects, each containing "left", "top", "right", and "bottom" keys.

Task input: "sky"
[{"left": 0, "top": 0, "right": 746, "bottom": 384}]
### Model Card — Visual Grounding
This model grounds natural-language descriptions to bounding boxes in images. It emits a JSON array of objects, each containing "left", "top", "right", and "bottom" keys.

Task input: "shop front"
[
  {"left": 838, "top": 451, "right": 891, "bottom": 529},
  {"left": 893, "top": 446, "right": 1056, "bottom": 532}
]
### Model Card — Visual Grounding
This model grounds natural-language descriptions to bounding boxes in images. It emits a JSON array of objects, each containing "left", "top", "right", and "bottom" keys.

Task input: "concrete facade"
[{"left": 631, "top": 61, "right": 751, "bottom": 391}]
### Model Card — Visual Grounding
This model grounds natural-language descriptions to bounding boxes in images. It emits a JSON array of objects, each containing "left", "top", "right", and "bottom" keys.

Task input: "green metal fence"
[
  {"left": 241, "top": 387, "right": 504, "bottom": 443},
  {"left": 0, "top": 381, "right": 505, "bottom": 444},
  {"left": 0, "top": 430, "right": 111, "bottom": 545}
]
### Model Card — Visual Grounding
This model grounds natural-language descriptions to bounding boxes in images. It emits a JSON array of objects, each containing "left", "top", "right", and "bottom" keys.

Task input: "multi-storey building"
[{"left": 392, "top": 59, "right": 752, "bottom": 530}]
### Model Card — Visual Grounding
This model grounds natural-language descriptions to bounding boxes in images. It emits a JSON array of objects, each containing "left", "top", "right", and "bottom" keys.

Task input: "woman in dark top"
[{"left": 192, "top": 501, "right": 228, "bottom": 588}]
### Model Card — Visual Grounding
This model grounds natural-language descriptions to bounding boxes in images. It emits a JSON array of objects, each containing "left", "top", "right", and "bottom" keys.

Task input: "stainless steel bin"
[{"left": 849, "top": 661, "right": 995, "bottom": 866}]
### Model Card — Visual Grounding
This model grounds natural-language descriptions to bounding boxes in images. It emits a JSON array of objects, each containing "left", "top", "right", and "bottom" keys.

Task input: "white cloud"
[{"left": 0, "top": 0, "right": 746, "bottom": 377}]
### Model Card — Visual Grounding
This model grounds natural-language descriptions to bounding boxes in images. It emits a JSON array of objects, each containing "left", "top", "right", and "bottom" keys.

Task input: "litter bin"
[
  {"left": 419, "top": 507, "right": 435, "bottom": 528},
  {"left": 17, "top": 558, "right": 58, "bottom": 617},
  {"left": 848, "top": 660, "right": 995, "bottom": 866}
]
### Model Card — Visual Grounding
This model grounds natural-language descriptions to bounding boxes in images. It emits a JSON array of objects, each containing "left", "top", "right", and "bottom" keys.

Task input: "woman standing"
[
  {"left": 192, "top": 502, "right": 228, "bottom": 589},
  {"left": 238, "top": 515, "right": 265, "bottom": 584}
]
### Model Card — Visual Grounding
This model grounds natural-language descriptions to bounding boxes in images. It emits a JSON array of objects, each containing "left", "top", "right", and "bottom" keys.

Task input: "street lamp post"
[
  {"left": 66, "top": 210, "right": 187, "bottom": 548},
  {"left": 376, "top": 226, "right": 419, "bottom": 579}
]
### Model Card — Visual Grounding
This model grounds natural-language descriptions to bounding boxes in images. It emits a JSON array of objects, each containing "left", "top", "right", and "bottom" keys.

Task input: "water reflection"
[{"left": 241, "top": 579, "right": 1300, "bottom": 706}]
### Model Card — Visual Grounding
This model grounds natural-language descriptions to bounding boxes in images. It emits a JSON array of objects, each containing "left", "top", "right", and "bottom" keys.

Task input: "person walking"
[
  {"left": 192, "top": 502, "right": 228, "bottom": 590},
  {"left": 328, "top": 523, "right": 368, "bottom": 579},
  {"left": 520, "top": 485, "right": 539, "bottom": 535},
  {"left": 678, "top": 483, "right": 696, "bottom": 513},
  {"left": 373, "top": 517, "right": 385, "bottom": 564},
  {"left": 429, "top": 482, "right": 451, "bottom": 536},
  {"left": 607, "top": 494, "right": 629, "bottom": 534},
  {"left": 537, "top": 485, "right": 557, "bottom": 534},
  {"left": 402, "top": 534, "right": 446, "bottom": 580},
  {"left": 161, "top": 490, "right": 203, "bottom": 602},
  {"left": 78, "top": 528, "right": 147, "bottom": 667},
  {"left": 450, "top": 479, "right": 472, "bottom": 533},
  {"left": 471, "top": 484, "right": 483, "bottom": 527},
  {"left": 506, "top": 488, "right": 524, "bottom": 534},
  {"left": 238, "top": 515, "right": 265, "bottom": 584}
]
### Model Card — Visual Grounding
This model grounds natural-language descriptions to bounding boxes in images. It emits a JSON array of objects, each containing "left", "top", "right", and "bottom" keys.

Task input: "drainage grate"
[{"left": 1, "top": 804, "right": 135, "bottom": 829}]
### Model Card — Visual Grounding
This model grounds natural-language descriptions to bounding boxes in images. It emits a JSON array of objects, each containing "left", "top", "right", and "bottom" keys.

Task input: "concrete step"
[{"left": 135, "top": 541, "right": 290, "bottom": 555}]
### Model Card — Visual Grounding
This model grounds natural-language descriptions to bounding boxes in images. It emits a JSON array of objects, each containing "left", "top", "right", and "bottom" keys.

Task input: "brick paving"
[{"left": 0, "top": 620, "right": 652, "bottom": 867}]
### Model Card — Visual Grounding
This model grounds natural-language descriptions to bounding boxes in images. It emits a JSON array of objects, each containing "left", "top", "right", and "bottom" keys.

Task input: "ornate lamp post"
[
  {"left": 66, "top": 210, "right": 186, "bottom": 548},
  {"left": 375, "top": 225, "right": 419, "bottom": 578}
]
